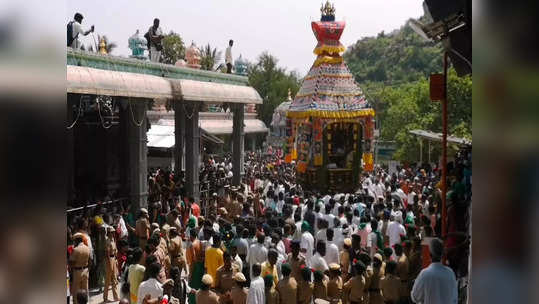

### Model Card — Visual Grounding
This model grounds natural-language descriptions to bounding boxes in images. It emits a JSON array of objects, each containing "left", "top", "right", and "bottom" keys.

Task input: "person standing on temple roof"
[
  {"left": 225, "top": 40, "right": 234, "bottom": 73},
  {"left": 67, "top": 13, "right": 94, "bottom": 49},
  {"left": 147, "top": 18, "right": 164, "bottom": 63}
]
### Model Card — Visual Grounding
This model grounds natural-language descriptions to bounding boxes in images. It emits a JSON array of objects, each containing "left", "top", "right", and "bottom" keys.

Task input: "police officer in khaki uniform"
[
  {"left": 297, "top": 266, "right": 314, "bottom": 304},
  {"left": 380, "top": 261, "right": 400, "bottom": 304},
  {"left": 216, "top": 252, "right": 237, "bottom": 304},
  {"left": 136, "top": 208, "right": 151, "bottom": 249},
  {"left": 230, "top": 272, "right": 248, "bottom": 304},
  {"left": 358, "top": 253, "right": 372, "bottom": 304},
  {"left": 69, "top": 233, "right": 90, "bottom": 304},
  {"left": 276, "top": 263, "right": 297, "bottom": 304},
  {"left": 313, "top": 270, "right": 328, "bottom": 301},
  {"left": 393, "top": 243, "right": 410, "bottom": 301},
  {"left": 159, "top": 225, "right": 170, "bottom": 253},
  {"left": 149, "top": 236, "right": 170, "bottom": 282},
  {"left": 169, "top": 227, "right": 186, "bottom": 276},
  {"left": 166, "top": 209, "right": 182, "bottom": 231},
  {"left": 343, "top": 261, "right": 366, "bottom": 304},
  {"left": 231, "top": 195, "right": 244, "bottom": 219},
  {"left": 196, "top": 274, "right": 220, "bottom": 304},
  {"left": 103, "top": 226, "right": 120, "bottom": 302},
  {"left": 366, "top": 254, "right": 384, "bottom": 304},
  {"left": 264, "top": 274, "right": 280, "bottom": 304},
  {"left": 287, "top": 240, "right": 306, "bottom": 283},
  {"left": 340, "top": 238, "right": 351, "bottom": 283},
  {"left": 327, "top": 263, "right": 342, "bottom": 304}
]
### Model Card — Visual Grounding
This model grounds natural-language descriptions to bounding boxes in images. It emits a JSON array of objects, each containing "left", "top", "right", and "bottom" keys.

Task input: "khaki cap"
[
  {"left": 233, "top": 272, "right": 246, "bottom": 282},
  {"left": 202, "top": 274, "right": 213, "bottom": 285}
]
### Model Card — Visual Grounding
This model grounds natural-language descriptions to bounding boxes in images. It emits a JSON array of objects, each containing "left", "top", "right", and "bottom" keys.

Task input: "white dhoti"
[{"left": 150, "top": 46, "right": 161, "bottom": 62}]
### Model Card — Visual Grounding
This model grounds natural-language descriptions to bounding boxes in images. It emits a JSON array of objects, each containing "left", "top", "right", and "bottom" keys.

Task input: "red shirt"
[{"left": 191, "top": 203, "right": 200, "bottom": 217}]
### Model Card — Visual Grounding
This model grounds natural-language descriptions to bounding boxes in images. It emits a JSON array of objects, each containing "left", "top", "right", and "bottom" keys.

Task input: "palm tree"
[{"left": 200, "top": 43, "right": 222, "bottom": 71}]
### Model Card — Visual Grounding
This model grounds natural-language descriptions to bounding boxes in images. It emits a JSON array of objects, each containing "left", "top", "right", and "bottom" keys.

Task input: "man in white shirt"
[
  {"left": 310, "top": 241, "right": 329, "bottom": 272},
  {"left": 300, "top": 221, "right": 315, "bottom": 267},
  {"left": 225, "top": 39, "right": 234, "bottom": 73},
  {"left": 411, "top": 238, "right": 458, "bottom": 304},
  {"left": 324, "top": 228, "right": 340, "bottom": 265},
  {"left": 276, "top": 192, "right": 285, "bottom": 214},
  {"left": 315, "top": 219, "right": 327, "bottom": 243},
  {"left": 386, "top": 216, "right": 406, "bottom": 259},
  {"left": 373, "top": 179, "right": 385, "bottom": 199},
  {"left": 68, "top": 13, "right": 94, "bottom": 49},
  {"left": 137, "top": 262, "right": 163, "bottom": 304},
  {"left": 247, "top": 263, "right": 265, "bottom": 304},
  {"left": 293, "top": 212, "right": 303, "bottom": 241},
  {"left": 148, "top": 18, "right": 164, "bottom": 62},
  {"left": 324, "top": 205, "right": 336, "bottom": 229},
  {"left": 114, "top": 214, "right": 128, "bottom": 240},
  {"left": 247, "top": 233, "right": 268, "bottom": 278},
  {"left": 331, "top": 196, "right": 342, "bottom": 216},
  {"left": 407, "top": 189, "right": 416, "bottom": 206}
]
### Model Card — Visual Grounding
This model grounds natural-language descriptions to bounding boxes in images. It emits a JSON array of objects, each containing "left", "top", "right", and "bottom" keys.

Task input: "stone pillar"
[
  {"left": 127, "top": 99, "right": 148, "bottom": 210},
  {"left": 173, "top": 102, "right": 185, "bottom": 173},
  {"left": 250, "top": 135, "right": 256, "bottom": 152},
  {"left": 184, "top": 102, "right": 200, "bottom": 201},
  {"left": 67, "top": 93, "right": 76, "bottom": 204},
  {"left": 232, "top": 104, "right": 245, "bottom": 186}
]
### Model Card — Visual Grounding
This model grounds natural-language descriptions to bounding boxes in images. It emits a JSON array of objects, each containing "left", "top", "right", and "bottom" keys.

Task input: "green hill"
[
  {"left": 343, "top": 18, "right": 471, "bottom": 163},
  {"left": 344, "top": 18, "right": 443, "bottom": 85}
]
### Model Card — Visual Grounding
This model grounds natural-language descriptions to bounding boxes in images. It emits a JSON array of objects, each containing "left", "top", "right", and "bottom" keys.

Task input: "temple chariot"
[{"left": 286, "top": 1, "right": 375, "bottom": 193}]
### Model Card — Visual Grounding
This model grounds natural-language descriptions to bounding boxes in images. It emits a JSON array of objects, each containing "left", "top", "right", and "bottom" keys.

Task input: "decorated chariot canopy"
[
  {"left": 287, "top": 1, "right": 374, "bottom": 119},
  {"left": 285, "top": 1, "right": 375, "bottom": 180}
]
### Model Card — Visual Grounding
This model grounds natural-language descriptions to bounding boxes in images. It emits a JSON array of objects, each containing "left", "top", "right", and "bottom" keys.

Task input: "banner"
[{"left": 363, "top": 152, "right": 374, "bottom": 172}]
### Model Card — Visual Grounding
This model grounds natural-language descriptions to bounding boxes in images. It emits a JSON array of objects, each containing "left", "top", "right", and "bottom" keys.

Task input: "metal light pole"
[
  {"left": 441, "top": 51, "right": 448, "bottom": 242},
  {"left": 429, "top": 52, "right": 449, "bottom": 250}
]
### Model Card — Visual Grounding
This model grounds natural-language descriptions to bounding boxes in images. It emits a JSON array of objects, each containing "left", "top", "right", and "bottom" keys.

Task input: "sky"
[{"left": 67, "top": 0, "right": 424, "bottom": 76}]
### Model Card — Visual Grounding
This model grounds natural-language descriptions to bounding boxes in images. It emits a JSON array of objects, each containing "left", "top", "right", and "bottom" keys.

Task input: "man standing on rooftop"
[
  {"left": 148, "top": 18, "right": 164, "bottom": 63},
  {"left": 67, "top": 13, "right": 94, "bottom": 49},
  {"left": 225, "top": 39, "right": 234, "bottom": 73}
]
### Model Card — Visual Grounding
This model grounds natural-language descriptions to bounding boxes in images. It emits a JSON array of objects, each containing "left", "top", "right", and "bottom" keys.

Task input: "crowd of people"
[{"left": 67, "top": 147, "right": 471, "bottom": 304}]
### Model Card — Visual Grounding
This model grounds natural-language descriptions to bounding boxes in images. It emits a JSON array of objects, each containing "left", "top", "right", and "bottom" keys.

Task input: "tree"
[
  {"left": 344, "top": 16, "right": 443, "bottom": 84},
  {"left": 161, "top": 31, "right": 185, "bottom": 64},
  {"left": 247, "top": 52, "right": 301, "bottom": 127},
  {"left": 344, "top": 15, "right": 471, "bottom": 163},
  {"left": 379, "top": 69, "right": 471, "bottom": 162},
  {"left": 200, "top": 44, "right": 222, "bottom": 71}
]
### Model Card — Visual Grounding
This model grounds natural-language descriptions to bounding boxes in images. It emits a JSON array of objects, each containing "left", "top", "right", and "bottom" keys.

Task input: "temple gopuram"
[{"left": 286, "top": 1, "right": 375, "bottom": 193}]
